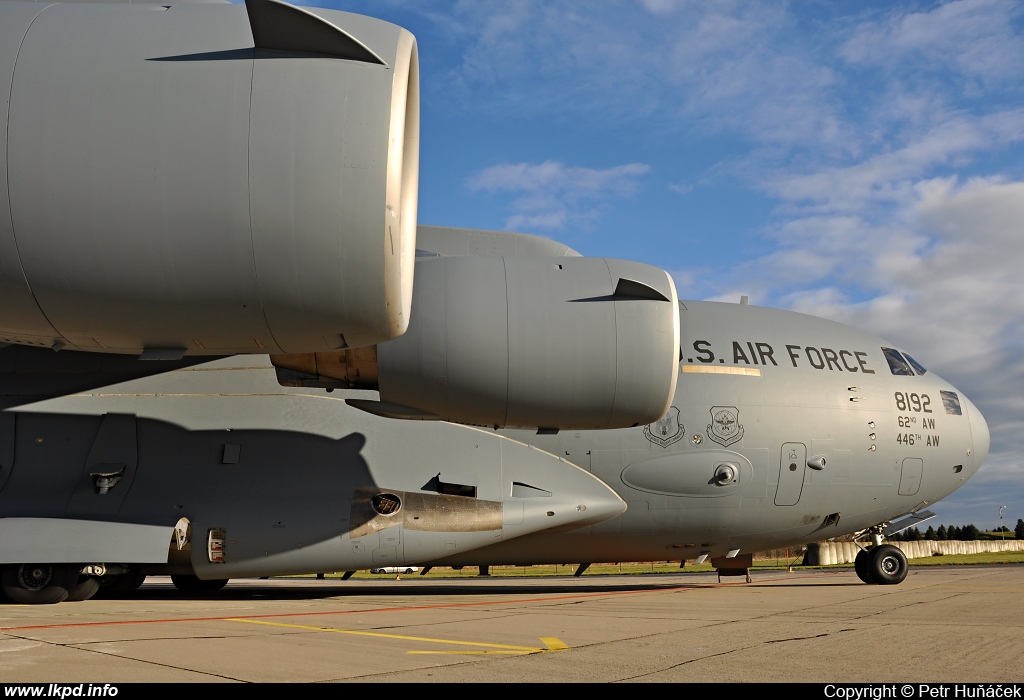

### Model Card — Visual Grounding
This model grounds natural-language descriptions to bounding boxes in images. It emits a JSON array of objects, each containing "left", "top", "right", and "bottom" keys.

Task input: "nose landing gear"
[
  {"left": 854, "top": 524, "right": 909, "bottom": 585},
  {"left": 854, "top": 544, "right": 909, "bottom": 585}
]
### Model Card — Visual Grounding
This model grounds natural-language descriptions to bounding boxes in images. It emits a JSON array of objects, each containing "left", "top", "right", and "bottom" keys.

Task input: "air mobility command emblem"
[
  {"left": 707, "top": 406, "right": 744, "bottom": 447},
  {"left": 644, "top": 406, "right": 684, "bottom": 447}
]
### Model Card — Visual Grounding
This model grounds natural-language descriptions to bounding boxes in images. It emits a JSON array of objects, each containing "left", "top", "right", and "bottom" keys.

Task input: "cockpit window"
[
  {"left": 881, "top": 347, "right": 914, "bottom": 376},
  {"left": 940, "top": 390, "right": 962, "bottom": 415},
  {"left": 903, "top": 353, "right": 927, "bottom": 376}
]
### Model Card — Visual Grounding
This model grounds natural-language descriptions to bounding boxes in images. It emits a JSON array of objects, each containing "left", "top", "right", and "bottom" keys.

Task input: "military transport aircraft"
[
  {"left": 0, "top": 223, "right": 990, "bottom": 602},
  {"left": 0, "top": 0, "right": 989, "bottom": 603}
]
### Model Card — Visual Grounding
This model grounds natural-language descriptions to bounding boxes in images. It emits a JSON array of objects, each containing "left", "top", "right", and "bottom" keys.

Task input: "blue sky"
[{"left": 319, "top": 0, "right": 1024, "bottom": 529}]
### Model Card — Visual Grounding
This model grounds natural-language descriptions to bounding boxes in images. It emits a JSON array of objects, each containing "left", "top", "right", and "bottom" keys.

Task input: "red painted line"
[{"left": 1, "top": 571, "right": 836, "bottom": 633}]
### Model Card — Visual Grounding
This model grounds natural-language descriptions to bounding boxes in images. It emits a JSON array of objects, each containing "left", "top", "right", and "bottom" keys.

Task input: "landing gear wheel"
[
  {"left": 854, "top": 548, "right": 876, "bottom": 584},
  {"left": 170, "top": 574, "right": 229, "bottom": 593},
  {"left": 95, "top": 570, "right": 146, "bottom": 599},
  {"left": 1, "top": 564, "right": 78, "bottom": 604},
  {"left": 66, "top": 576, "right": 101, "bottom": 602},
  {"left": 869, "top": 544, "right": 908, "bottom": 585}
]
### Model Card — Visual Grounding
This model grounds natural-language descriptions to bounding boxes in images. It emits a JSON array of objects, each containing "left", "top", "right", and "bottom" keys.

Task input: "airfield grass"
[
  {"left": 290, "top": 550, "right": 1024, "bottom": 580},
  {"left": 902, "top": 551, "right": 1024, "bottom": 566}
]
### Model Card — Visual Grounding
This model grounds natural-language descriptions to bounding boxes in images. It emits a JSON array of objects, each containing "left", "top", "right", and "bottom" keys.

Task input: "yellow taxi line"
[{"left": 229, "top": 618, "right": 569, "bottom": 654}]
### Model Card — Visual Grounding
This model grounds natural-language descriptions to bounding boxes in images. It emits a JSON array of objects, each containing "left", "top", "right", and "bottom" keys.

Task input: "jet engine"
[
  {"left": 0, "top": 0, "right": 419, "bottom": 355},
  {"left": 272, "top": 255, "right": 681, "bottom": 430}
]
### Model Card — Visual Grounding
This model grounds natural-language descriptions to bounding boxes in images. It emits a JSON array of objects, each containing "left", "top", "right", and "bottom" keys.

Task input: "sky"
[{"left": 319, "top": 0, "right": 1024, "bottom": 529}]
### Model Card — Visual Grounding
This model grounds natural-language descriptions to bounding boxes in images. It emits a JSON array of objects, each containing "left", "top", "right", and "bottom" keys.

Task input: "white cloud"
[
  {"left": 656, "top": 5, "right": 854, "bottom": 150},
  {"left": 425, "top": 2, "right": 669, "bottom": 121},
  {"left": 755, "top": 177, "right": 1024, "bottom": 361},
  {"left": 468, "top": 161, "right": 651, "bottom": 230},
  {"left": 919, "top": 177, "right": 1024, "bottom": 245},
  {"left": 352, "top": 1, "right": 1023, "bottom": 168},
  {"left": 470, "top": 161, "right": 650, "bottom": 194},
  {"left": 841, "top": 0, "right": 1024, "bottom": 85},
  {"left": 388, "top": 1, "right": 844, "bottom": 142},
  {"left": 638, "top": 0, "right": 689, "bottom": 16},
  {"left": 765, "top": 110, "right": 1024, "bottom": 212}
]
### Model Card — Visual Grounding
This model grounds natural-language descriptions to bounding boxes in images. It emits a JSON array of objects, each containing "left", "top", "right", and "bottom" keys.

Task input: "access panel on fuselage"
[{"left": 775, "top": 442, "right": 807, "bottom": 506}]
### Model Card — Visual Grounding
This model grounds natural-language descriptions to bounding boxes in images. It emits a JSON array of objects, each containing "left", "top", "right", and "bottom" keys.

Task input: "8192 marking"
[{"left": 894, "top": 392, "right": 931, "bottom": 413}]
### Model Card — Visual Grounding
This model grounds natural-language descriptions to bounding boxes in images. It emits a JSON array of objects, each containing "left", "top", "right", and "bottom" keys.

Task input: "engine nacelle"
[
  {"left": 0, "top": 1, "right": 419, "bottom": 355},
  {"left": 274, "top": 256, "right": 681, "bottom": 429}
]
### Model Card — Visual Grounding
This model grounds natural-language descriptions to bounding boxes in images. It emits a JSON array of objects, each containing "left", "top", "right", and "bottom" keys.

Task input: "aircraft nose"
[{"left": 962, "top": 394, "right": 990, "bottom": 467}]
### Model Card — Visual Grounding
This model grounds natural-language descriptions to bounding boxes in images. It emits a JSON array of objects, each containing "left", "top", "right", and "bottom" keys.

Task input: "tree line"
[{"left": 890, "top": 518, "right": 1024, "bottom": 541}]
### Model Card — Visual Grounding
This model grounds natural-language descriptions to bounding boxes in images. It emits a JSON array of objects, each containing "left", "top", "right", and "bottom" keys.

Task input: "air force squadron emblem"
[
  {"left": 644, "top": 406, "right": 684, "bottom": 447},
  {"left": 707, "top": 406, "right": 744, "bottom": 447}
]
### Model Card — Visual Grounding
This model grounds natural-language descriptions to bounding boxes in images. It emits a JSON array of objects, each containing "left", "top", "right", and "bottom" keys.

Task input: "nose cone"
[{"left": 963, "top": 394, "right": 990, "bottom": 468}]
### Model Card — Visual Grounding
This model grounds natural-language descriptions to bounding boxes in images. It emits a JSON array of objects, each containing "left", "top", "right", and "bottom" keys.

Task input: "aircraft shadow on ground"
[{"left": 115, "top": 580, "right": 712, "bottom": 601}]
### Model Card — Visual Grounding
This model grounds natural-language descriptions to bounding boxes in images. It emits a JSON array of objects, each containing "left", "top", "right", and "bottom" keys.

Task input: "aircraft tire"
[
  {"left": 95, "top": 570, "right": 147, "bottom": 598},
  {"left": 170, "top": 574, "right": 229, "bottom": 593},
  {"left": 854, "top": 548, "right": 876, "bottom": 584},
  {"left": 869, "top": 544, "right": 908, "bottom": 585},
  {"left": 66, "top": 576, "right": 101, "bottom": 602},
  {"left": 1, "top": 564, "right": 78, "bottom": 604}
]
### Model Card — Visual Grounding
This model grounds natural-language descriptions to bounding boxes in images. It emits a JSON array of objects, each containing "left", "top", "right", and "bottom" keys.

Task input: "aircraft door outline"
[
  {"left": 775, "top": 442, "right": 807, "bottom": 506},
  {"left": 373, "top": 524, "right": 404, "bottom": 564},
  {"left": 899, "top": 458, "right": 923, "bottom": 496}
]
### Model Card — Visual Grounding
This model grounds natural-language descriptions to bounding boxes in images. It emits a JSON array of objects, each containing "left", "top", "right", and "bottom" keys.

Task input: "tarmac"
[{"left": 1, "top": 564, "right": 1022, "bottom": 683}]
